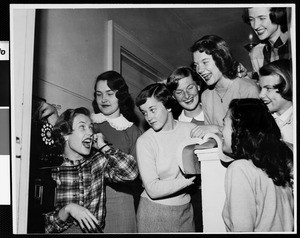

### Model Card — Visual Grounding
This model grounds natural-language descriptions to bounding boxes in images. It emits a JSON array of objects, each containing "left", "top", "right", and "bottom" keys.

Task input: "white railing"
[{"left": 177, "top": 133, "right": 228, "bottom": 233}]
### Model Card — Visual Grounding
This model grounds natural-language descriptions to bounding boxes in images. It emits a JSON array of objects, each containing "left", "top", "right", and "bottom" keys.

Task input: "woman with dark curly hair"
[
  {"left": 43, "top": 107, "right": 138, "bottom": 233},
  {"left": 190, "top": 35, "right": 260, "bottom": 139},
  {"left": 221, "top": 98, "right": 294, "bottom": 232},
  {"left": 91, "top": 70, "right": 142, "bottom": 233}
]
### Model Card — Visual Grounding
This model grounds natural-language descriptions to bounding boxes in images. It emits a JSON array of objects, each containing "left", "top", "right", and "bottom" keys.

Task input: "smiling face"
[
  {"left": 193, "top": 51, "right": 223, "bottom": 86},
  {"left": 173, "top": 75, "right": 200, "bottom": 111},
  {"left": 221, "top": 110, "right": 233, "bottom": 154},
  {"left": 259, "top": 74, "right": 290, "bottom": 115},
  {"left": 139, "top": 96, "right": 173, "bottom": 132},
  {"left": 248, "top": 7, "right": 280, "bottom": 42},
  {"left": 64, "top": 113, "right": 94, "bottom": 160},
  {"left": 95, "top": 80, "right": 120, "bottom": 118}
]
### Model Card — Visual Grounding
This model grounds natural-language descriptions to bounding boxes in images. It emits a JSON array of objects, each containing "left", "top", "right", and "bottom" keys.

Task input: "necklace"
[{"left": 215, "top": 83, "right": 231, "bottom": 103}]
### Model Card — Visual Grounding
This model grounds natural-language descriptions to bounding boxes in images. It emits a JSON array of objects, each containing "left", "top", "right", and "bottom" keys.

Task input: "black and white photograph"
[{"left": 7, "top": 3, "right": 297, "bottom": 235}]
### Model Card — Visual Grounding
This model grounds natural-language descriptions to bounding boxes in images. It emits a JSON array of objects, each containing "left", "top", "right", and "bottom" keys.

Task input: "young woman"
[
  {"left": 91, "top": 70, "right": 142, "bottom": 233},
  {"left": 258, "top": 59, "right": 293, "bottom": 146},
  {"left": 166, "top": 66, "right": 206, "bottom": 231},
  {"left": 43, "top": 107, "right": 138, "bottom": 233},
  {"left": 38, "top": 71, "right": 142, "bottom": 233},
  {"left": 242, "top": 7, "right": 290, "bottom": 79},
  {"left": 166, "top": 66, "right": 206, "bottom": 125},
  {"left": 190, "top": 35, "right": 260, "bottom": 138},
  {"left": 221, "top": 98, "right": 294, "bottom": 232},
  {"left": 135, "top": 83, "right": 196, "bottom": 233}
]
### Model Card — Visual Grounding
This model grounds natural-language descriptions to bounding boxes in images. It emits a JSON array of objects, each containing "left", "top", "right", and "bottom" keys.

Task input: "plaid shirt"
[
  {"left": 249, "top": 31, "right": 290, "bottom": 75},
  {"left": 44, "top": 147, "right": 138, "bottom": 233}
]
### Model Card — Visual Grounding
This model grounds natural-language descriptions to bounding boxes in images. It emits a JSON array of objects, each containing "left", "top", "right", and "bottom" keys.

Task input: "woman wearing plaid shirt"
[{"left": 43, "top": 107, "right": 138, "bottom": 233}]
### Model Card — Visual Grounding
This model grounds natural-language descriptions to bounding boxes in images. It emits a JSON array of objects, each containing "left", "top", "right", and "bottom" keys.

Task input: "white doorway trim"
[{"left": 10, "top": 7, "right": 36, "bottom": 234}]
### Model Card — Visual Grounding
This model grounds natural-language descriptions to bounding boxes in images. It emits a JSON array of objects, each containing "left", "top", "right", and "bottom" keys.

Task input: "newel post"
[
  {"left": 195, "top": 145, "right": 226, "bottom": 232},
  {"left": 177, "top": 133, "right": 228, "bottom": 232}
]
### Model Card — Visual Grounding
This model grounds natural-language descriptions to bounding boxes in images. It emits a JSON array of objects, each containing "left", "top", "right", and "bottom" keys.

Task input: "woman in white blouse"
[{"left": 258, "top": 59, "right": 293, "bottom": 147}]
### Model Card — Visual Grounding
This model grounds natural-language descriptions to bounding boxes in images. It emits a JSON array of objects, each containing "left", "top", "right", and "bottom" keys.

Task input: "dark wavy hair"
[
  {"left": 135, "top": 83, "right": 177, "bottom": 110},
  {"left": 92, "top": 70, "right": 139, "bottom": 125},
  {"left": 51, "top": 107, "right": 91, "bottom": 154},
  {"left": 166, "top": 66, "right": 206, "bottom": 98},
  {"left": 259, "top": 59, "right": 292, "bottom": 101},
  {"left": 228, "top": 98, "right": 293, "bottom": 187},
  {"left": 190, "top": 35, "right": 239, "bottom": 79},
  {"left": 242, "top": 8, "right": 289, "bottom": 33}
]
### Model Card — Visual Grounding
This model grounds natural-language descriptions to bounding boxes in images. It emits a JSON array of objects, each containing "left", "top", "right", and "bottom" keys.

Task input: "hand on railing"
[
  {"left": 194, "top": 138, "right": 217, "bottom": 150},
  {"left": 190, "top": 125, "right": 221, "bottom": 139}
]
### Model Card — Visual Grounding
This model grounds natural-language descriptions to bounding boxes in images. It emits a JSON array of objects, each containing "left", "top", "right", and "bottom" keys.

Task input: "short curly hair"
[
  {"left": 190, "top": 35, "right": 239, "bottom": 79},
  {"left": 52, "top": 107, "right": 91, "bottom": 154},
  {"left": 228, "top": 98, "right": 293, "bottom": 187},
  {"left": 166, "top": 66, "right": 206, "bottom": 98},
  {"left": 259, "top": 59, "right": 292, "bottom": 101},
  {"left": 242, "top": 8, "right": 289, "bottom": 33},
  {"left": 135, "top": 83, "right": 177, "bottom": 110}
]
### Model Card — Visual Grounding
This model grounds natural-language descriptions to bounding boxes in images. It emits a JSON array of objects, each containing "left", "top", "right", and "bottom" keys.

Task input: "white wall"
[
  {"left": 34, "top": 9, "right": 108, "bottom": 111},
  {"left": 33, "top": 8, "right": 194, "bottom": 110}
]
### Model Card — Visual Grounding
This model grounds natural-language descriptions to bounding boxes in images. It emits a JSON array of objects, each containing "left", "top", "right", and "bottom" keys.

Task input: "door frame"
[{"left": 10, "top": 7, "right": 36, "bottom": 234}]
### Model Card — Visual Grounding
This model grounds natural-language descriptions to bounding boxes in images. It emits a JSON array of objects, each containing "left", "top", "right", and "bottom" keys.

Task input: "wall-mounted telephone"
[
  {"left": 31, "top": 96, "right": 63, "bottom": 168},
  {"left": 28, "top": 96, "right": 63, "bottom": 232}
]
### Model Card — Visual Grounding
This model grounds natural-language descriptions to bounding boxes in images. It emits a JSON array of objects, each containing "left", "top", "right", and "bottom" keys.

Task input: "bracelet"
[{"left": 99, "top": 143, "right": 112, "bottom": 151}]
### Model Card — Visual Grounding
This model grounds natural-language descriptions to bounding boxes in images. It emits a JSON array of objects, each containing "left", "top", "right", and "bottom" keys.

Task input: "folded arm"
[{"left": 136, "top": 137, "right": 194, "bottom": 200}]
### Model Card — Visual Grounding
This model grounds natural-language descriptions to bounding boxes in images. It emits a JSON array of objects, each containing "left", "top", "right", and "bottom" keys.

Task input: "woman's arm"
[
  {"left": 136, "top": 136, "right": 194, "bottom": 200},
  {"left": 44, "top": 203, "right": 100, "bottom": 233},
  {"left": 92, "top": 132, "right": 139, "bottom": 182},
  {"left": 44, "top": 206, "right": 72, "bottom": 233},
  {"left": 190, "top": 124, "right": 222, "bottom": 139},
  {"left": 106, "top": 148, "right": 139, "bottom": 182},
  {"left": 102, "top": 147, "right": 139, "bottom": 183}
]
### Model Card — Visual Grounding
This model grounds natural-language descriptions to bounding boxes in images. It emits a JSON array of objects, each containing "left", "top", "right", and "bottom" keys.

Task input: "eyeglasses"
[{"left": 174, "top": 84, "right": 198, "bottom": 100}]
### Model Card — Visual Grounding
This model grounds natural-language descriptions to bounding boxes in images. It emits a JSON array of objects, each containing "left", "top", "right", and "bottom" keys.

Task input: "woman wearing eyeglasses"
[
  {"left": 166, "top": 66, "right": 206, "bottom": 232},
  {"left": 167, "top": 66, "right": 206, "bottom": 126}
]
